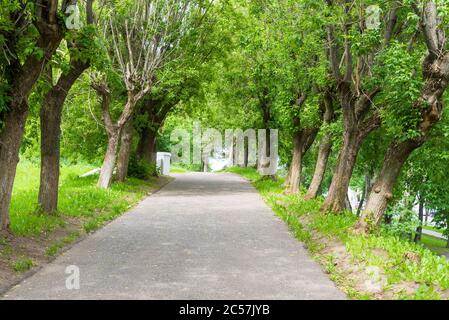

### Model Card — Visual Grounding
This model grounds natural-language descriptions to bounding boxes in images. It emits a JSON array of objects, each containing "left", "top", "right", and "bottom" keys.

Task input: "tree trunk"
[
  {"left": 345, "top": 193, "right": 353, "bottom": 213},
  {"left": 356, "top": 173, "right": 373, "bottom": 217},
  {"left": 355, "top": 139, "right": 423, "bottom": 233},
  {"left": 136, "top": 127, "right": 157, "bottom": 164},
  {"left": 116, "top": 117, "right": 134, "bottom": 182},
  {"left": 202, "top": 158, "right": 208, "bottom": 172},
  {"left": 321, "top": 128, "right": 362, "bottom": 213},
  {"left": 414, "top": 198, "right": 425, "bottom": 243},
  {"left": 243, "top": 139, "right": 249, "bottom": 167},
  {"left": 305, "top": 91, "right": 335, "bottom": 199},
  {"left": 39, "top": 60, "right": 89, "bottom": 213},
  {"left": 286, "top": 128, "right": 318, "bottom": 194},
  {"left": 0, "top": 29, "right": 63, "bottom": 231},
  {"left": 97, "top": 131, "right": 120, "bottom": 188},
  {"left": 356, "top": 178, "right": 367, "bottom": 217},
  {"left": 285, "top": 127, "right": 318, "bottom": 193},
  {"left": 305, "top": 133, "right": 332, "bottom": 199},
  {"left": 0, "top": 107, "right": 28, "bottom": 231},
  {"left": 355, "top": 49, "right": 449, "bottom": 233},
  {"left": 287, "top": 132, "right": 303, "bottom": 194}
]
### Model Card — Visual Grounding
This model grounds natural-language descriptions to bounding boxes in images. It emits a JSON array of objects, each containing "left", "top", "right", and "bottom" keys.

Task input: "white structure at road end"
[{"left": 157, "top": 152, "right": 171, "bottom": 176}]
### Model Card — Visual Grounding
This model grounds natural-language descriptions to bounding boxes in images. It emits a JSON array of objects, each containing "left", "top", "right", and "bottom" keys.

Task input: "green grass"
[
  {"left": 170, "top": 165, "right": 189, "bottom": 173},
  {"left": 12, "top": 258, "right": 34, "bottom": 272},
  {"left": 46, "top": 231, "right": 80, "bottom": 257},
  {"left": 226, "top": 167, "right": 449, "bottom": 300},
  {"left": 420, "top": 234, "right": 449, "bottom": 257},
  {"left": 423, "top": 225, "right": 445, "bottom": 233},
  {"left": 10, "top": 160, "right": 158, "bottom": 236}
]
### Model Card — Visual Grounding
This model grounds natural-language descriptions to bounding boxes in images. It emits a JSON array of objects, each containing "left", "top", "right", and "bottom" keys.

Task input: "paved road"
[
  {"left": 422, "top": 229, "right": 447, "bottom": 240},
  {"left": 4, "top": 173, "right": 345, "bottom": 300}
]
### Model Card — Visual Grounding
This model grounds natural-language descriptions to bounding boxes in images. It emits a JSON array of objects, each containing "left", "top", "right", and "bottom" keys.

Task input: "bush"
[{"left": 128, "top": 155, "right": 159, "bottom": 180}]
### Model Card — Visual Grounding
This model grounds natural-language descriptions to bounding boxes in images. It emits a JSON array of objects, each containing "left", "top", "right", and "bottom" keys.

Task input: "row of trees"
[
  {"left": 188, "top": 0, "right": 449, "bottom": 236},
  {"left": 1, "top": 0, "right": 449, "bottom": 240},
  {"left": 280, "top": 0, "right": 449, "bottom": 235},
  {"left": 0, "top": 0, "right": 220, "bottom": 233}
]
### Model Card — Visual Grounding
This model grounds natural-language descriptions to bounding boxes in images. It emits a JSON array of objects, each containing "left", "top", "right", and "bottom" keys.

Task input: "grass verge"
[{"left": 226, "top": 166, "right": 449, "bottom": 300}]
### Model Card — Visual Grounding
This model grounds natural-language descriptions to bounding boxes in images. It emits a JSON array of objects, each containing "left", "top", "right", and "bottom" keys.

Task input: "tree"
[
  {"left": 320, "top": 0, "right": 403, "bottom": 213},
  {"left": 356, "top": 1, "right": 449, "bottom": 233},
  {"left": 305, "top": 89, "right": 336, "bottom": 199},
  {"left": 94, "top": 0, "right": 192, "bottom": 188},
  {"left": 38, "top": 0, "right": 97, "bottom": 213},
  {"left": 0, "top": 0, "right": 75, "bottom": 232},
  {"left": 122, "top": 0, "right": 220, "bottom": 173}
]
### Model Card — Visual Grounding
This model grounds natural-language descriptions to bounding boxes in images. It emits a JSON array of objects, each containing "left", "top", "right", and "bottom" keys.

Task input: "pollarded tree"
[
  {"left": 93, "top": 0, "right": 193, "bottom": 188},
  {"left": 0, "top": 0, "right": 77, "bottom": 232},
  {"left": 356, "top": 1, "right": 449, "bottom": 233},
  {"left": 304, "top": 89, "right": 337, "bottom": 199},
  {"left": 320, "top": 1, "right": 409, "bottom": 213},
  {"left": 117, "top": 0, "right": 220, "bottom": 177},
  {"left": 39, "top": 0, "right": 98, "bottom": 213}
]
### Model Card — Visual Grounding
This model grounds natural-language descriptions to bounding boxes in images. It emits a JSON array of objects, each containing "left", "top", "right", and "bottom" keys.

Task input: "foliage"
[
  {"left": 230, "top": 167, "right": 449, "bottom": 300},
  {"left": 128, "top": 155, "right": 159, "bottom": 180},
  {"left": 10, "top": 161, "right": 159, "bottom": 236}
]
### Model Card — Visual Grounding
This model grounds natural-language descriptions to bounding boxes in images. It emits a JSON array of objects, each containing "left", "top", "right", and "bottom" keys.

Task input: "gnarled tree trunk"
[
  {"left": 97, "top": 129, "right": 120, "bottom": 188},
  {"left": 286, "top": 128, "right": 318, "bottom": 194},
  {"left": 320, "top": 86, "right": 381, "bottom": 213},
  {"left": 414, "top": 198, "right": 425, "bottom": 243},
  {"left": 116, "top": 117, "right": 134, "bottom": 182},
  {"left": 286, "top": 132, "right": 303, "bottom": 194},
  {"left": 136, "top": 126, "right": 157, "bottom": 164},
  {"left": 355, "top": 1, "right": 449, "bottom": 233},
  {"left": 355, "top": 139, "right": 423, "bottom": 232},
  {"left": 39, "top": 60, "right": 89, "bottom": 213},
  {"left": 92, "top": 82, "right": 122, "bottom": 189},
  {"left": 305, "top": 91, "right": 335, "bottom": 199},
  {"left": 305, "top": 133, "right": 332, "bottom": 199}
]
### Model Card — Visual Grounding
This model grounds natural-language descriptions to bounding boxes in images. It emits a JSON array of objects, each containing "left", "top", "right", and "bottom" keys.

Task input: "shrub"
[{"left": 128, "top": 155, "right": 158, "bottom": 180}]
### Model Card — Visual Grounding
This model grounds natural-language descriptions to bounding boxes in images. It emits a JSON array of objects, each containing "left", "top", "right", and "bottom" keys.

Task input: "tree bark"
[
  {"left": 0, "top": 107, "right": 29, "bottom": 231},
  {"left": 116, "top": 117, "right": 134, "bottom": 182},
  {"left": 38, "top": 0, "right": 94, "bottom": 212},
  {"left": 202, "top": 158, "right": 208, "bottom": 172},
  {"left": 38, "top": 60, "right": 89, "bottom": 213},
  {"left": 414, "top": 198, "right": 425, "bottom": 243},
  {"left": 97, "top": 130, "right": 120, "bottom": 188},
  {"left": 356, "top": 38, "right": 449, "bottom": 233},
  {"left": 305, "top": 133, "right": 332, "bottom": 199},
  {"left": 136, "top": 127, "right": 157, "bottom": 164},
  {"left": 321, "top": 126, "right": 362, "bottom": 212},
  {"left": 286, "top": 132, "right": 303, "bottom": 194},
  {"left": 355, "top": 173, "right": 372, "bottom": 217},
  {"left": 355, "top": 139, "right": 423, "bottom": 233},
  {"left": 305, "top": 92, "right": 335, "bottom": 199},
  {"left": 0, "top": 7, "right": 64, "bottom": 231},
  {"left": 286, "top": 128, "right": 318, "bottom": 194},
  {"left": 243, "top": 139, "right": 249, "bottom": 167}
]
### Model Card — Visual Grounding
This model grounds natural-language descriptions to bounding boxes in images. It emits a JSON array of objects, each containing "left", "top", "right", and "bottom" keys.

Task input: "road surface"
[{"left": 4, "top": 172, "right": 345, "bottom": 300}]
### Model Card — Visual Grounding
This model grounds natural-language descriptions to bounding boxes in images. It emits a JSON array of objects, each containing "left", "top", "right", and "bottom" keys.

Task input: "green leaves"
[{"left": 376, "top": 41, "right": 424, "bottom": 140}]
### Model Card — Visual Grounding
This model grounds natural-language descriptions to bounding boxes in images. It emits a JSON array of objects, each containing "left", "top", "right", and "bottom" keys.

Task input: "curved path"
[{"left": 4, "top": 173, "right": 345, "bottom": 300}]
